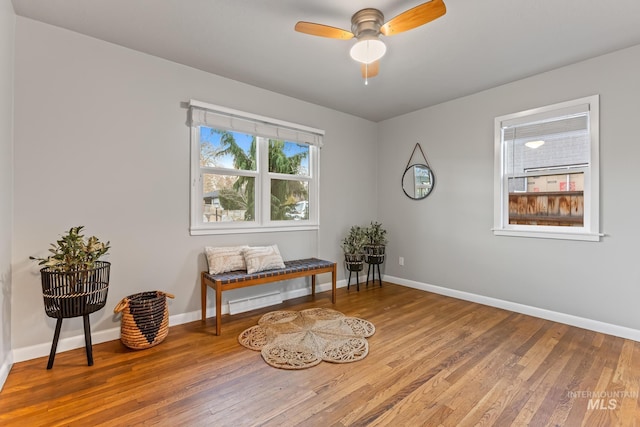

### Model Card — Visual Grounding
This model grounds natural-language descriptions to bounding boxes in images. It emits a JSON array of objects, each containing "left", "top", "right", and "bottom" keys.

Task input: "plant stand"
[
  {"left": 40, "top": 261, "right": 110, "bottom": 369},
  {"left": 345, "top": 254, "right": 364, "bottom": 291},
  {"left": 366, "top": 260, "right": 384, "bottom": 288},
  {"left": 365, "top": 245, "right": 385, "bottom": 288},
  {"left": 48, "top": 314, "right": 95, "bottom": 369}
]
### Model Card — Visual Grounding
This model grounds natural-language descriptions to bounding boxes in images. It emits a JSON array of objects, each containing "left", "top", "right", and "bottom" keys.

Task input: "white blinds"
[
  {"left": 501, "top": 102, "right": 590, "bottom": 129},
  {"left": 188, "top": 99, "right": 324, "bottom": 147},
  {"left": 502, "top": 115, "right": 588, "bottom": 141}
]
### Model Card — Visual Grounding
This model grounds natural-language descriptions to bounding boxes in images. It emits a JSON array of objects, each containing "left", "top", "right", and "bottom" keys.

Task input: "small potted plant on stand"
[
  {"left": 30, "top": 226, "right": 111, "bottom": 369},
  {"left": 341, "top": 225, "right": 367, "bottom": 291},
  {"left": 364, "top": 221, "right": 388, "bottom": 288}
]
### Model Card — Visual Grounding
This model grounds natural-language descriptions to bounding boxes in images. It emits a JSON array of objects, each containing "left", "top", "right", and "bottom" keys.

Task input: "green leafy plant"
[
  {"left": 30, "top": 226, "right": 110, "bottom": 272},
  {"left": 340, "top": 225, "right": 368, "bottom": 255},
  {"left": 365, "top": 221, "right": 388, "bottom": 246}
]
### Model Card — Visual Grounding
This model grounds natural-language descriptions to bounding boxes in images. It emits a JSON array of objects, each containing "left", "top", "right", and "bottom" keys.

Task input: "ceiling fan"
[{"left": 294, "top": 0, "right": 447, "bottom": 82}]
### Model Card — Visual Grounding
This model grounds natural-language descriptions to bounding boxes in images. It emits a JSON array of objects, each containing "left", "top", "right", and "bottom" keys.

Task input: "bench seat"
[{"left": 201, "top": 258, "right": 336, "bottom": 335}]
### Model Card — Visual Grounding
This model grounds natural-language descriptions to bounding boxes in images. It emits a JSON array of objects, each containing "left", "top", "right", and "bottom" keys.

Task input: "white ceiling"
[{"left": 11, "top": 0, "right": 640, "bottom": 122}]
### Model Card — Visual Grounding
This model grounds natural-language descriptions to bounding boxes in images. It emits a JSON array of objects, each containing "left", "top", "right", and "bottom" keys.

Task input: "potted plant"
[
  {"left": 30, "top": 226, "right": 111, "bottom": 369},
  {"left": 341, "top": 225, "right": 367, "bottom": 291},
  {"left": 340, "top": 225, "right": 367, "bottom": 272},
  {"left": 364, "top": 221, "right": 387, "bottom": 288},
  {"left": 364, "top": 221, "right": 388, "bottom": 263}
]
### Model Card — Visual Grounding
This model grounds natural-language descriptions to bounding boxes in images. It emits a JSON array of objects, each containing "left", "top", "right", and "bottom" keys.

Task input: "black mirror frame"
[{"left": 402, "top": 163, "right": 435, "bottom": 200}]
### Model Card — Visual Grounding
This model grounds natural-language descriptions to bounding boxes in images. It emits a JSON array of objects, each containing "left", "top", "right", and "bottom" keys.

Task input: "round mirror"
[{"left": 402, "top": 164, "right": 435, "bottom": 200}]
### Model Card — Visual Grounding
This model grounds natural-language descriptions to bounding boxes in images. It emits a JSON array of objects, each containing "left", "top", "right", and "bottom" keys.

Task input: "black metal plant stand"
[
  {"left": 366, "top": 260, "right": 383, "bottom": 288},
  {"left": 365, "top": 245, "right": 385, "bottom": 288},
  {"left": 40, "top": 262, "right": 110, "bottom": 369},
  {"left": 48, "top": 314, "right": 96, "bottom": 369},
  {"left": 347, "top": 268, "right": 361, "bottom": 291},
  {"left": 345, "top": 254, "right": 364, "bottom": 292}
]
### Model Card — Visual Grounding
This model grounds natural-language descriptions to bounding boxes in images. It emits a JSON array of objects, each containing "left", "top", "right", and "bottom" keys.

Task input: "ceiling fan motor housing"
[{"left": 351, "top": 8, "right": 384, "bottom": 40}]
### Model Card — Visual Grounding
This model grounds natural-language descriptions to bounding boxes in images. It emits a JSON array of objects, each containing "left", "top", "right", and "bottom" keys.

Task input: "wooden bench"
[{"left": 201, "top": 258, "right": 337, "bottom": 335}]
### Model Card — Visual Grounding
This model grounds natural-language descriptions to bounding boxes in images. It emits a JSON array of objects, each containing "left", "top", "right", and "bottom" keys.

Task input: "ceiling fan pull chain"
[{"left": 365, "top": 44, "right": 369, "bottom": 85}]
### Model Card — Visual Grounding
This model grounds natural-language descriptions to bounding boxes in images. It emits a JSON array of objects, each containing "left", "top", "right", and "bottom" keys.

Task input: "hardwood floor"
[{"left": 2, "top": 283, "right": 640, "bottom": 426}]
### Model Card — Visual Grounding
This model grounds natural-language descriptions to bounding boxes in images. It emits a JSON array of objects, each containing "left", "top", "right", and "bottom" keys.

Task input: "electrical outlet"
[{"left": 399, "top": 256, "right": 404, "bottom": 266}]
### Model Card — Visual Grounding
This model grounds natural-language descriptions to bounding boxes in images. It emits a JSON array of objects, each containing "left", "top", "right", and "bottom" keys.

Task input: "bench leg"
[
  {"left": 201, "top": 272, "right": 207, "bottom": 322},
  {"left": 332, "top": 264, "right": 336, "bottom": 304},
  {"left": 311, "top": 274, "right": 316, "bottom": 297},
  {"left": 215, "top": 283, "right": 222, "bottom": 336}
]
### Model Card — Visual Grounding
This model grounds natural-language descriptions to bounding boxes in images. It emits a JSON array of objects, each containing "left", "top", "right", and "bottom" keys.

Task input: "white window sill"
[
  {"left": 191, "top": 224, "right": 319, "bottom": 236},
  {"left": 492, "top": 228, "right": 603, "bottom": 242}
]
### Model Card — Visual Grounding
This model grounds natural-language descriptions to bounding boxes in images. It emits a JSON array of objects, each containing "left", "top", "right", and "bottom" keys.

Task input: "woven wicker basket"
[{"left": 114, "top": 291, "right": 174, "bottom": 350}]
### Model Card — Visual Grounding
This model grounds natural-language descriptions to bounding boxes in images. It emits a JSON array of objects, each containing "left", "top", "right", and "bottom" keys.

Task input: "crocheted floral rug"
[{"left": 238, "top": 308, "right": 375, "bottom": 370}]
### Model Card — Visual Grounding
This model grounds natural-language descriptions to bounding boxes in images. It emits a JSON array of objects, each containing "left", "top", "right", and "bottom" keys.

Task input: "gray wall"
[
  {"left": 378, "top": 44, "right": 640, "bottom": 331},
  {"left": 0, "top": 0, "right": 15, "bottom": 388},
  {"left": 11, "top": 17, "right": 378, "bottom": 354},
  {"left": 8, "top": 13, "right": 640, "bottom": 370}
]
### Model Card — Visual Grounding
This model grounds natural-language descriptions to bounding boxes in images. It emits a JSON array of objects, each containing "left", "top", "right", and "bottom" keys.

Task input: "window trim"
[
  {"left": 493, "top": 95, "right": 601, "bottom": 241},
  {"left": 188, "top": 100, "right": 323, "bottom": 235}
]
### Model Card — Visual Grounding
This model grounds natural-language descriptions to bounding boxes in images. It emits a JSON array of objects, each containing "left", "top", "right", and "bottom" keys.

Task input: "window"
[
  {"left": 189, "top": 100, "right": 323, "bottom": 235},
  {"left": 493, "top": 95, "right": 600, "bottom": 241}
]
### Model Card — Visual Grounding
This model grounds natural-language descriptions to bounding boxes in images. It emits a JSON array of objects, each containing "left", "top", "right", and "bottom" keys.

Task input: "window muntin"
[
  {"left": 189, "top": 100, "right": 322, "bottom": 235},
  {"left": 494, "top": 95, "right": 600, "bottom": 241}
]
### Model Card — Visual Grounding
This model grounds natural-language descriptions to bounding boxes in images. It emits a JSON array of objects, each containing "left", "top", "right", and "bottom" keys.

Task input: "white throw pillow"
[
  {"left": 243, "top": 245, "right": 286, "bottom": 274},
  {"left": 205, "top": 246, "right": 249, "bottom": 275}
]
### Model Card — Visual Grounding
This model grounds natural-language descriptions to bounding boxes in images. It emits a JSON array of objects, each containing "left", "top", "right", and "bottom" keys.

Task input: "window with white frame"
[
  {"left": 188, "top": 100, "right": 323, "bottom": 235},
  {"left": 493, "top": 95, "right": 600, "bottom": 241}
]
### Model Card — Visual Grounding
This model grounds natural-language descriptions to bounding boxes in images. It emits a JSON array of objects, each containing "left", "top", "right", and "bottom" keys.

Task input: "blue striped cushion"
[{"left": 205, "top": 258, "right": 334, "bottom": 284}]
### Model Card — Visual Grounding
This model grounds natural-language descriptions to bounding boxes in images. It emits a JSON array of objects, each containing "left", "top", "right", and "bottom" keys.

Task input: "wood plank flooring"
[{"left": 1, "top": 283, "right": 640, "bottom": 426}]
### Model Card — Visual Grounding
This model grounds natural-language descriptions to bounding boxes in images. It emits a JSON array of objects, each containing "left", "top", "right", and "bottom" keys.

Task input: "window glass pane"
[
  {"left": 200, "top": 126, "right": 256, "bottom": 171},
  {"left": 268, "top": 140, "right": 309, "bottom": 176},
  {"left": 507, "top": 172, "right": 585, "bottom": 227},
  {"left": 504, "top": 114, "right": 588, "bottom": 178},
  {"left": 502, "top": 113, "right": 588, "bottom": 228},
  {"left": 270, "top": 179, "right": 309, "bottom": 221},
  {"left": 202, "top": 173, "right": 255, "bottom": 222}
]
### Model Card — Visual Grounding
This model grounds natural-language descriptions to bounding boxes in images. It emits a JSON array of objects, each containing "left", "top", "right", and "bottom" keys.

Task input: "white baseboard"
[
  {"left": 385, "top": 275, "right": 640, "bottom": 342},
  {"left": 0, "top": 353, "right": 13, "bottom": 391},
  {"left": 12, "top": 325, "right": 123, "bottom": 364},
  {"left": 19, "top": 273, "right": 634, "bottom": 364}
]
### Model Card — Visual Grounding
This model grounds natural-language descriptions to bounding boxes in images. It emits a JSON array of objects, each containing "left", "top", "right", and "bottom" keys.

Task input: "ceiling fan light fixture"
[{"left": 350, "top": 38, "right": 386, "bottom": 64}]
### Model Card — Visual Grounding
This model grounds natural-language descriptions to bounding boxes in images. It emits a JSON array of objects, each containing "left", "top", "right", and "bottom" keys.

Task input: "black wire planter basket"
[
  {"left": 40, "top": 261, "right": 110, "bottom": 369},
  {"left": 364, "top": 244, "right": 386, "bottom": 265},
  {"left": 345, "top": 253, "right": 365, "bottom": 291}
]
